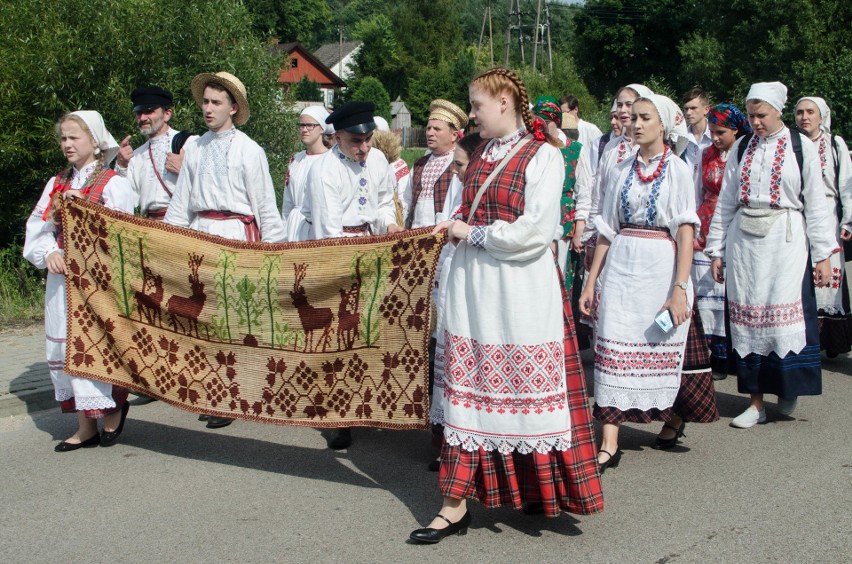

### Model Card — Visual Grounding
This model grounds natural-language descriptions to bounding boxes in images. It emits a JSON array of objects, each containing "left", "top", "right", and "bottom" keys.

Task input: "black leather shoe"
[
  {"left": 327, "top": 428, "right": 352, "bottom": 450},
  {"left": 598, "top": 448, "right": 622, "bottom": 473},
  {"left": 206, "top": 416, "right": 234, "bottom": 429},
  {"left": 129, "top": 393, "right": 157, "bottom": 405},
  {"left": 521, "top": 502, "right": 545, "bottom": 515},
  {"left": 653, "top": 421, "right": 686, "bottom": 450},
  {"left": 427, "top": 457, "right": 441, "bottom": 472},
  {"left": 409, "top": 511, "right": 471, "bottom": 544},
  {"left": 198, "top": 414, "right": 210, "bottom": 421},
  {"left": 101, "top": 401, "right": 130, "bottom": 447},
  {"left": 55, "top": 432, "right": 101, "bottom": 452}
]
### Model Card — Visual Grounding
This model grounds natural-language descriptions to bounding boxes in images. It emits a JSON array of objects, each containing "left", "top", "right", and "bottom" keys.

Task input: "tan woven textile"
[{"left": 61, "top": 199, "right": 443, "bottom": 429}]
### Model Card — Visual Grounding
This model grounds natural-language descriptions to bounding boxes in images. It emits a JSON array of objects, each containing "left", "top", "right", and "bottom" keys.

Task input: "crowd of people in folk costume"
[{"left": 23, "top": 65, "right": 852, "bottom": 542}]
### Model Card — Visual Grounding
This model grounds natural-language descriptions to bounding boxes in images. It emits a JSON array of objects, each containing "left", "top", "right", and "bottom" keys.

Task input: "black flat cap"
[
  {"left": 326, "top": 101, "right": 377, "bottom": 134},
  {"left": 131, "top": 86, "right": 173, "bottom": 113}
]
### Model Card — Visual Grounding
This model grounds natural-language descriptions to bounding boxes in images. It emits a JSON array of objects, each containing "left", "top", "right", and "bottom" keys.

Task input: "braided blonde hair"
[{"left": 470, "top": 67, "right": 561, "bottom": 147}]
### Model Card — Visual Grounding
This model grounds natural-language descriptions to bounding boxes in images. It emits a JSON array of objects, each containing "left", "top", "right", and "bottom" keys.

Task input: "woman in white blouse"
[{"left": 706, "top": 82, "right": 835, "bottom": 428}]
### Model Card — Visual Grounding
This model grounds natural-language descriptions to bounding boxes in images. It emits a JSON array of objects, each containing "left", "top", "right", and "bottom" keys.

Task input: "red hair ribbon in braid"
[{"left": 531, "top": 117, "right": 546, "bottom": 141}]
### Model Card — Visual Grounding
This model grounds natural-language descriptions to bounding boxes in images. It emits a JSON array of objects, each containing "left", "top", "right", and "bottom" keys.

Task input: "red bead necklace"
[{"left": 634, "top": 146, "right": 669, "bottom": 183}]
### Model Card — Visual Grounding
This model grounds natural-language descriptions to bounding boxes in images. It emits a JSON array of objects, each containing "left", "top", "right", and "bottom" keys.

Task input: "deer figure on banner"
[
  {"left": 290, "top": 263, "right": 333, "bottom": 352},
  {"left": 337, "top": 256, "right": 362, "bottom": 349},
  {"left": 167, "top": 253, "right": 206, "bottom": 337}
]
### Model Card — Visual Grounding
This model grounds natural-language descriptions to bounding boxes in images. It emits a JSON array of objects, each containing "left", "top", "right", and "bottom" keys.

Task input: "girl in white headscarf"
[
  {"left": 580, "top": 94, "right": 719, "bottom": 471},
  {"left": 794, "top": 96, "right": 852, "bottom": 358},
  {"left": 706, "top": 82, "right": 836, "bottom": 429},
  {"left": 24, "top": 111, "right": 136, "bottom": 451},
  {"left": 282, "top": 106, "right": 333, "bottom": 241}
]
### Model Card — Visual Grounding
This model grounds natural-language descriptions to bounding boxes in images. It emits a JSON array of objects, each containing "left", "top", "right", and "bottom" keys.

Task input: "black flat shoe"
[
  {"left": 206, "top": 416, "right": 234, "bottom": 429},
  {"left": 327, "top": 428, "right": 352, "bottom": 450},
  {"left": 427, "top": 457, "right": 441, "bottom": 472},
  {"left": 55, "top": 432, "right": 101, "bottom": 452},
  {"left": 653, "top": 421, "right": 686, "bottom": 450},
  {"left": 100, "top": 401, "right": 130, "bottom": 447},
  {"left": 198, "top": 414, "right": 210, "bottom": 421},
  {"left": 409, "top": 511, "right": 472, "bottom": 544},
  {"left": 712, "top": 372, "right": 728, "bottom": 381},
  {"left": 521, "top": 502, "right": 545, "bottom": 515},
  {"left": 598, "top": 448, "right": 622, "bottom": 473}
]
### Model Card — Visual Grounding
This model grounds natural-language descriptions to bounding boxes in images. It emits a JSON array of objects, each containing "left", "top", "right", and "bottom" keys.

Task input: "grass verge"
[{"left": 0, "top": 244, "right": 44, "bottom": 324}]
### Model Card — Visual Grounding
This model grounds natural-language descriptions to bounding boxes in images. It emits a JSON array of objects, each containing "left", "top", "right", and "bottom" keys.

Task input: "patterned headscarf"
[
  {"left": 707, "top": 103, "right": 752, "bottom": 136},
  {"left": 533, "top": 96, "right": 562, "bottom": 125}
]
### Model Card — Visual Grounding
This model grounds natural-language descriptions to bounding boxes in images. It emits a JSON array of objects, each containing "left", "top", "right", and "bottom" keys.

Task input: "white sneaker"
[
  {"left": 730, "top": 406, "right": 767, "bottom": 429},
  {"left": 778, "top": 397, "right": 798, "bottom": 417}
]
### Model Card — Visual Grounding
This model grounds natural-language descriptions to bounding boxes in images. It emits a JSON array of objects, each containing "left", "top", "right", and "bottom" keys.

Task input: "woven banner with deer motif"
[{"left": 61, "top": 199, "right": 443, "bottom": 429}]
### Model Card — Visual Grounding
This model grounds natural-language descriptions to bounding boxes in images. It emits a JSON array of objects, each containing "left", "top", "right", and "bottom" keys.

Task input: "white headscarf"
[
  {"left": 625, "top": 83, "right": 654, "bottom": 99},
  {"left": 640, "top": 94, "right": 690, "bottom": 156},
  {"left": 374, "top": 116, "right": 390, "bottom": 131},
  {"left": 300, "top": 105, "right": 334, "bottom": 135},
  {"left": 746, "top": 81, "right": 788, "bottom": 113},
  {"left": 71, "top": 110, "right": 119, "bottom": 165},
  {"left": 796, "top": 96, "right": 831, "bottom": 133},
  {"left": 610, "top": 98, "right": 617, "bottom": 114}
]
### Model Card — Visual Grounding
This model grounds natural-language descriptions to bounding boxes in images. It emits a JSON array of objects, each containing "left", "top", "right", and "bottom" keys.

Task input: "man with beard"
[{"left": 116, "top": 86, "right": 195, "bottom": 220}]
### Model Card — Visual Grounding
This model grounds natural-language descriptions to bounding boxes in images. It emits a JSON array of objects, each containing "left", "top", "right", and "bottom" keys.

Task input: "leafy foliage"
[
  {"left": 292, "top": 76, "right": 324, "bottom": 102},
  {"left": 352, "top": 78, "right": 392, "bottom": 121},
  {"left": 0, "top": 0, "right": 297, "bottom": 249}
]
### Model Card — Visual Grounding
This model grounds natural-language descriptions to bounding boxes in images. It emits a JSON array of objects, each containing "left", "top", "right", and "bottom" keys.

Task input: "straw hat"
[{"left": 190, "top": 71, "right": 250, "bottom": 126}]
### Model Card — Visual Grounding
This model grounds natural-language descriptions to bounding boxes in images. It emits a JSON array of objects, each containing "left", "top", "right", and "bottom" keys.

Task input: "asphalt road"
[{"left": 1, "top": 355, "right": 849, "bottom": 563}]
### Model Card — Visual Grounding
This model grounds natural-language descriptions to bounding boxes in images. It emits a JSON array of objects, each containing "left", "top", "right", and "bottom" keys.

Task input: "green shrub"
[{"left": 0, "top": 245, "right": 45, "bottom": 323}]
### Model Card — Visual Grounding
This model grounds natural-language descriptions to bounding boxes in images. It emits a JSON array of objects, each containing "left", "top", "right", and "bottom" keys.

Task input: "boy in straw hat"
[
  {"left": 399, "top": 99, "right": 469, "bottom": 230},
  {"left": 165, "top": 71, "right": 286, "bottom": 429}
]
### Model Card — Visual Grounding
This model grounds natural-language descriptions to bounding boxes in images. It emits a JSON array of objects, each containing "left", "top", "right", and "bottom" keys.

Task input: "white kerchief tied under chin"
[
  {"left": 640, "top": 94, "right": 690, "bottom": 156},
  {"left": 301, "top": 105, "right": 334, "bottom": 135},
  {"left": 71, "top": 110, "right": 120, "bottom": 165},
  {"left": 796, "top": 96, "right": 832, "bottom": 133}
]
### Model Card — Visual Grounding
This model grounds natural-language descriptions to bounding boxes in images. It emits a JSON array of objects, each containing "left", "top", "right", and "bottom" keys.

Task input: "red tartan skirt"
[
  {"left": 60, "top": 386, "right": 129, "bottom": 419},
  {"left": 439, "top": 265, "right": 604, "bottom": 517},
  {"left": 594, "top": 306, "right": 720, "bottom": 425}
]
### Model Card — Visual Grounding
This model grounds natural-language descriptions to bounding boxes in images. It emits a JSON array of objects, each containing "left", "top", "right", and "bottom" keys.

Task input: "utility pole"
[
  {"left": 337, "top": 26, "right": 344, "bottom": 79},
  {"left": 544, "top": 1, "right": 553, "bottom": 73},
  {"left": 515, "top": 0, "right": 525, "bottom": 65},
  {"left": 532, "top": 0, "right": 542, "bottom": 72},
  {"left": 488, "top": 3, "right": 494, "bottom": 65},
  {"left": 477, "top": 5, "right": 488, "bottom": 65},
  {"left": 504, "top": 0, "right": 512, "bottom": 66}
]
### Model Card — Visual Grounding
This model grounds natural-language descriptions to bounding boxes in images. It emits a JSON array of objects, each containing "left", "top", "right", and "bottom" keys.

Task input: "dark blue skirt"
[{"left": 726, "top": 261, "right": 822, "bottom": 399}]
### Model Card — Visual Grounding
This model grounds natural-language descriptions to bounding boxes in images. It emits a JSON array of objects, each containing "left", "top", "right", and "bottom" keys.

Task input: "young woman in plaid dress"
[
  {"left": 580, "top": 95, "right": 719, "bottom": 471},
  {"left": 410, "top": 67, "right": 603, "bottom": 544}
]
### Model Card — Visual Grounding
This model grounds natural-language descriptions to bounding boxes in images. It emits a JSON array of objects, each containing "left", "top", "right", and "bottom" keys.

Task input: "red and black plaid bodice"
[
  {"left": 51, "top": 168, "right": 116, "bottom": 248},
  {"left": 458, "top": 139, "right": 544, "bottom": 225}
]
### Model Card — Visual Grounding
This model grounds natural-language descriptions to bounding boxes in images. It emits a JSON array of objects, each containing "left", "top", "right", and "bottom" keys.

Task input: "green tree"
[
  {"left": 352, "top": 77, "right": 392, "bottom": 121},
  {"left": 351, "top": 15, "right": 407, "bottom": 98},
  {"left": 407, "top": 48, "right": 478, "bottom": 125},
  {"left": 243, "top": 0, "right": 333, "bottom": 48},
  {"left": 292, "top": 76, "right": 324, "bottom": 102}
]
